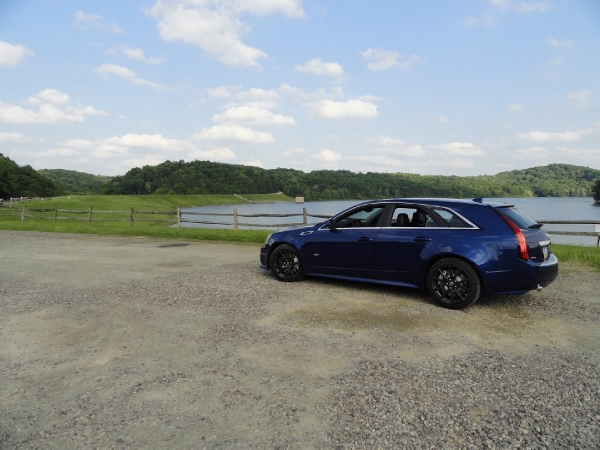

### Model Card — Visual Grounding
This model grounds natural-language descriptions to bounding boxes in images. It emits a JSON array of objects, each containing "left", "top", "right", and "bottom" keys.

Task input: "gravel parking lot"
[{"left": 0, "top": 230, "right": 598, "bottom": 449}]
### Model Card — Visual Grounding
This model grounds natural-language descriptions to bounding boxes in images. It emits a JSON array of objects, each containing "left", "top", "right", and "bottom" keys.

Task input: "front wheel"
[
  {"left": 270, "top": 244, "right": 304, "bottom": 282},
  {"left": 426, "top": 258, "right": 481, "bottom": 309}
]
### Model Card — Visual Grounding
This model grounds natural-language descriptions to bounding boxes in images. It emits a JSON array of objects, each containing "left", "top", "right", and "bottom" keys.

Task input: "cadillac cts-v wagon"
[{"left": 260, "top": 198, "right": 558, "bottom": 309}]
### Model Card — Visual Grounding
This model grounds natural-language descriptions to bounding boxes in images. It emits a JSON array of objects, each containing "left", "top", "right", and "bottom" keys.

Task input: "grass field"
[
  {"left": 0, "top": 194, "right": 291, "bottom": 244},
  {"left": 1, "top": 194, "right": 599, "bottom": 268}
]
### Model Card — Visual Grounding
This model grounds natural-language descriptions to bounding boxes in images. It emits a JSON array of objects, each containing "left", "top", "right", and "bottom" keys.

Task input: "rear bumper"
[{"left": 486, "top": 254, "right": 559, "bottom": 295}]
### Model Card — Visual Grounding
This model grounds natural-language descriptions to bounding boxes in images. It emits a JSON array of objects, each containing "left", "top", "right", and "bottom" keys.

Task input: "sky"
[{"left": 1, "top": 0, "right": 599, "bottom": 177}]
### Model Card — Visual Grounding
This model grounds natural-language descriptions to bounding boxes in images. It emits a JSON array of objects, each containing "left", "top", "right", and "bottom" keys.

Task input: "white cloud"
[
  {"left": 514, "top": 2, "right": 551, "bottom": 13},
  {"left": 512, "top": 146, "right": 550, "bottom": 160},
  {"left": 0, "top": 132, "right": 27, "bottom": 143},
  {"left": 488, "top": 0, "right": 511, "bottom": 9},
  {"left": 28, "top": 89, "right": 70, "bottom": 105},
  {"left": 146, "top": 0, "right": 304, "bottom": 69},
  {"left": 0, "top": 41, "right": 34, "bottom": 68},
  {"left": 508, "top": 104, "right": 524, "bottom": 111},
  {"left": 360, "top": 48, "right": 421, "bottom": 72},
  {"left": 546, "top": 37, "right": 575, "bottom": 49},
  {"left": 73, "top": 11, "right": 124, "bottom": 34},
  {"left": 430, "top": 142, "right": 485, "bottom": 157},
  {"left": 309, "top": 99, "right": 379, "bottom": 120},
  {"left": 556, "top": 146, "right": 600, "bottom": 162},
  {"left": 313, "top": 149, "right": 341, "bottom": 162},
  {"left": 187, "top": 147, "right": 237, "bottom": 160},
  {"left": 207, "top": 85, "right": 236, "bottom": 98},
  {"left": 191, "top": 125, "right": 275, "bottom": 143},
  {"left": 568, "top": 90, "right": 592, "bottom": 110},
  {"left": 438, "top": 116, "right": 450, "bottom": 124},
  {"left": 295, "top": 58, "right": 345, "bottom": 78},
  {"left": 370, "top": 136, "right": 405, "bottom": 147},
  {"left": 212, "top": 105, "right": 295, "bottom": 127},
  {"left": 282, "top": 147, "right": 308, "bottom": 157},
  {"left": 206, "top": 86, "right": 280, "bottom": 107},
  {"left": 107, "top": 45, "right": 166, "bottom": 64},
  {"left": 94, "top": 64, "right": 166, "bottom": 90},
  {"left": 53, "top": 134, "right": 196, "bottom": 160},
  {"left": 518, "top": 129, "right": 591, "bottom": 143},
  {"left": 0, "top": 90, "right": 108, "bottom": 124},
  {"left": 367, "top": 137, "right": 426, "bottom": 159}
]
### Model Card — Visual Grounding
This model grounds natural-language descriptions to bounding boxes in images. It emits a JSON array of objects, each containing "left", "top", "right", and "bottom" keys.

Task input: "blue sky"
[{"left": 1, "top": 0, "right": 599, "bottom": 176}]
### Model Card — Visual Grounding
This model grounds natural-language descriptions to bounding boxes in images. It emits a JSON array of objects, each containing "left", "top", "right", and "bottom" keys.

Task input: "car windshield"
[{"left": 496, "top": 206, "right": 538, "bottom": 229}]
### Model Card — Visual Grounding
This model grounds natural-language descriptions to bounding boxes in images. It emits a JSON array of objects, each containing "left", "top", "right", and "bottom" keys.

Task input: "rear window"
[
  {"left": 431, "top": 207, "right": 475, "bottom": 228},
  {"left": 497, "top": 206, "right": 537, "bottom": 229}
]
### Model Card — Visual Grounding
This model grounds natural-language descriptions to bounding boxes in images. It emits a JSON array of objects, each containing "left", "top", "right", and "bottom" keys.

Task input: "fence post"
[
  {"left": 21, "top": 206, "right": 25, "bottom": 223},
  {"left": 177, "top": 207, "right": 181, "bottom": 229},
  {"left": 130, "top": 207, "right": 135, "bottom": 227},
  {"left": 234, "top": 208, "right": 238, "bottom": 230},
  {"left": 54, "top": 206, "right": 57, "bottom": 223},
  {"left": 303, "top": 207, "right": 307, "bottom": 224},
  {"left": 88, "top": 206, "right": 92, "bottom": 227}
]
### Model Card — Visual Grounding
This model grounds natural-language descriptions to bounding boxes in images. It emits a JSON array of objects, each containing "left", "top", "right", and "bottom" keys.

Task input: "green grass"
[
  {"left": 552, "top": 244, "right": 600, "bottom": 270},
  {"left": 0, "top": 194, "right": 292, "bottom": 244},
  {"left": 3, "top": 193, "right": 293, "bottom": 211}
]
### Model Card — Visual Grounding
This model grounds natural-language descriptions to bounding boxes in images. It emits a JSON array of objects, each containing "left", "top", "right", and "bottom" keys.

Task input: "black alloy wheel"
[
  {"left": 270, "top": 244, "right": 304, "bottom": 282},
  {"left": 426, "top": 258, "right": 481, "bottom": 309}
]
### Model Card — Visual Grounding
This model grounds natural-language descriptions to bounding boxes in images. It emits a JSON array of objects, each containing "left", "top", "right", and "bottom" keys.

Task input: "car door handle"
[
  {"left": 357, "top": 236, "right": 373, "bottom": 243},
  {"left": 413, "top": 236, "right": 432, "bottom": 243}
]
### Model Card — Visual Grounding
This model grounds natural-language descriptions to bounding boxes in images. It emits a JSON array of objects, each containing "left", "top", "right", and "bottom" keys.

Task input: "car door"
[
  {"left": 303, "top": 204, "right": 386, "bottom": 278},
  {"left": 373, "top": 204, "right": 449, "bottom": 283}
]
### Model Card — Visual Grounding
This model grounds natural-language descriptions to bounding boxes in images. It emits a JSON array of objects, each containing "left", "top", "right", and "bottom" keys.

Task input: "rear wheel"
[
  {"left": 270, "top": 244, "right": 304, "bottom": 282},
  {"left": 426, "top": 258, "right": 481, "bottom": 309}
]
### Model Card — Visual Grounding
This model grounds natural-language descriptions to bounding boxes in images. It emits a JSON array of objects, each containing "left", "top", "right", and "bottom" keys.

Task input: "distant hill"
[
  {"left": 38, "top": 169, "right": 112, "bottom": 195},
  {"left": 0, "top": 153, "right": 60, "bottom": 198},
  {"left": 101, "top": 160, "right": 600, "bottom": 200},
  {"left": 494, "top": 164, "right": 600, "bottom": 197}
]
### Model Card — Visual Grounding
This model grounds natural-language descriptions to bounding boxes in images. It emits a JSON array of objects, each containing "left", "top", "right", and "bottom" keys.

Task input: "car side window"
[
  {"left": 335, "top": 206, "right": 385, "bottom": 228},
  {"left": 387, "top": 206, "right": 432, "bottom": 228},
  {"left": 432, "top": 208, "right": 474, "bottom": 228}
]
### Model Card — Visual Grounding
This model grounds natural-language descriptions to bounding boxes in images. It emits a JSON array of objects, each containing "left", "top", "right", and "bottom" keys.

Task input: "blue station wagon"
[{"left": 260, "top": 198, "right": 559, "bottom": 309}]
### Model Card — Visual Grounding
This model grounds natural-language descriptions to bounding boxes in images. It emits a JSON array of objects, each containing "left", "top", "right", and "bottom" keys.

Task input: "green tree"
[{"left": 593, "top": 179, "right": 600, "bottom": 202}]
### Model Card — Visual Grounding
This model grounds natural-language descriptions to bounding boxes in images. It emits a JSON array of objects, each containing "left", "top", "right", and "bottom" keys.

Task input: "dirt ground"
[{"left": 0, "top": 231, "right": 598, "bottom": 449}]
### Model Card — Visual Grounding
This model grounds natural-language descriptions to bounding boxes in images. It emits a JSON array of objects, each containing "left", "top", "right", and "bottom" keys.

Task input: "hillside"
[
  {"left": 0, "top": 153, "right": 60, "bottom": 198},
  {"left": 101, "top": 160, "right": 600, "bottom": 201},
  {"left": 38, "top": 169, "right": 112, "bottom": 195}
]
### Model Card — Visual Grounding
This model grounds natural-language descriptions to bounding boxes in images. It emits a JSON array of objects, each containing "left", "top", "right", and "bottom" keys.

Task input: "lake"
[{"left": 182, "top": 197, "right": 600, "bottom": 246}]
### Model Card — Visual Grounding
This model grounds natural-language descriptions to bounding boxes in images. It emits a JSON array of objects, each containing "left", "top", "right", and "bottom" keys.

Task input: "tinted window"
[
  {"left": 432, "top": 208, "right": 474, "bottom": 228},
  {"left": 387, "top": 206, "right": 433, "bottom": 227},
  {"left": 497, "top": 207, "right": 537, "bottom": 229},
  {"left": 335, "top": 206, "right": 385, "bottom": 228}
]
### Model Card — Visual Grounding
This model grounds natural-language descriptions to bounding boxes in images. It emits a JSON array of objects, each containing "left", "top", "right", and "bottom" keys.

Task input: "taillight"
[{"left": 501, "top": 215, "right": 528, "bottom": 260}]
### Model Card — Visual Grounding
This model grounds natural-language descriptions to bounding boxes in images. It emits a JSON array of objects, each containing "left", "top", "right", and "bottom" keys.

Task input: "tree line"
[
  {"left": 100, "top": 159, "right": 600, "bottom": 200},
  {"left": 3, "top": 152, "right": 600, "bottom": 201},
  {"left": 0, "top": 153, "right": 60, "bottom": 198}
]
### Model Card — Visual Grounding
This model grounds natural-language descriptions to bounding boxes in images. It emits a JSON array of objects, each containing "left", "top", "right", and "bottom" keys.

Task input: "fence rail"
[{"left": 1, "top": 205, "right": 599, "bottom": 245}]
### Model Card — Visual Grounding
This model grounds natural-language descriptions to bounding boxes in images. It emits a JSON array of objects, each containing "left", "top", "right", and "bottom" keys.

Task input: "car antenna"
[{"left": 472, "top": 197, "right": 483, "bottom": 203}]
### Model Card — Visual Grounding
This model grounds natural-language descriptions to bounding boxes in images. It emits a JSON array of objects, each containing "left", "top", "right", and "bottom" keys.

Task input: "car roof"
[{"left": 359, "top": 198, "right": 515, "bottom": 208}]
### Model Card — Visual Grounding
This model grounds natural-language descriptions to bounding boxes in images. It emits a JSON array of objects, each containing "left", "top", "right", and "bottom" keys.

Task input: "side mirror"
[{"left": 326, "top": 218, "right": 337, "bottom": 230}]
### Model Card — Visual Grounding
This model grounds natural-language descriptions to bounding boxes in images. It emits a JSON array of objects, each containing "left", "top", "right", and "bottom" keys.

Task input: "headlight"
[{"left": 265, "top": 233, "right": 272, "bottom": 245}]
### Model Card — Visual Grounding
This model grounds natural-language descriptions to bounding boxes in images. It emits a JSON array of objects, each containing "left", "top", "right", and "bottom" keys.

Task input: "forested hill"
[
  {"left": 38, "top": 169, "right": 112, "bottom": 195},
  {"left": 102, "top": 160, "right": 600, "bottom": 200},
  {"left": 0, "top": 153, "right": 60, "bottom": 198}
]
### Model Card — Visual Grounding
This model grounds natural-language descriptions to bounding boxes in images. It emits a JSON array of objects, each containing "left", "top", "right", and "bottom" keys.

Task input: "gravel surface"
[{"left": 0, "top": 231, "right": 598, "bottom": 449}]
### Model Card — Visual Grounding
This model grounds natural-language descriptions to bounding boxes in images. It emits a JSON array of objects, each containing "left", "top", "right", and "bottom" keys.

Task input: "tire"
[
  {"left": 270, "top": 244, "right": 304, "bottom": 282},
  {"left": 426, "top": 258, "right": 481, "bottom": 309}
]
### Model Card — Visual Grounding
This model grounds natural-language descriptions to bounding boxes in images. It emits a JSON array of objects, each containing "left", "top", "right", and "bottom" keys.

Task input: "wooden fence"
[{"left": 2, "top": 205, "right": 599, "bottom": 245}]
